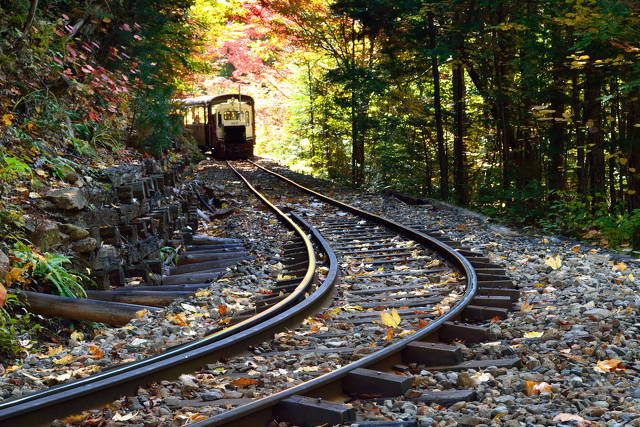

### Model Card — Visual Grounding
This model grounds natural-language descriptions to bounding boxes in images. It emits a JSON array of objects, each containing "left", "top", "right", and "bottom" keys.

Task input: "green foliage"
[
  {"left": 0, "top": 155, "right": 32, "bottom": 181},
  {"left": 11, "top": 242, "right": 89, "bottom": 298},
  {"left": 0, "top": 294, "right": 42, "bottom": 359}
]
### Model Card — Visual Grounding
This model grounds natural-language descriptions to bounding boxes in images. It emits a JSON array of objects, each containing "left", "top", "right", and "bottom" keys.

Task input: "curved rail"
[
  {"left": 0, "top": 173, "right": 321, "bottom": 426},
  {"left": 193, "top": 161, "right": 479, "bottom": 426}
]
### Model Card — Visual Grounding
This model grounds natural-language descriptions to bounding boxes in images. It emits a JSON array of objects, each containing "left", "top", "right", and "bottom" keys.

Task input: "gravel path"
[
  {"left": 265, "top": 159, "right": 640, "bottom": 426},
  {"left": 0, "top": 160, "right": 288, "bottom": 402}
]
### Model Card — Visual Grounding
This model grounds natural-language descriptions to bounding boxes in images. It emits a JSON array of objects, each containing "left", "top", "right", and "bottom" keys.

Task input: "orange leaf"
[
  {"left": 525, "top": 381, "right": 552, "bottom": 396},
  {"left": 490, "top": 316, "right": 501, "bottom": 323},
  {"left": 218, "top": 304, "right": 228, "bottom": 316},
  {"left": 0, "top": 283, "right": 5, "bottom": 308},
  {"left": 456, "top": 225, "right": 466, "bottom": 230},
  {"left": 593, "top": 358, "right": 624, "bottom": 373},
  {"left": 232, "top": 377, "right": 258, "bottom": 387},
  {"left": 384, "top": 328, "right": 394, "bottom": 341},
  {"left": 218, "top": 317, "right": 232, "bottom": 325},
  {"left": 520, "top": 301, "right": 533, "bottom": 312},
  {"left": 87, "top": 345, "right": 104, "bottom": 359},
  {"left": 413, "top": 319, "right": 430, "bottom": 329},
  {"left": 5, "top": 267, "right": 28, "bottom": 286}
]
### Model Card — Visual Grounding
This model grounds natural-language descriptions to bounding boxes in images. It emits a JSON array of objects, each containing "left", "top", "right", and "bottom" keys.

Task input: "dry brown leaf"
[
  {"left": 232, "top": 377, "right": 259, "bottom": 387},
  {"left": 552, "top": 413, "right": 594, "bottom": 425},
  {"left": 384, "top": 328, "right": 394, "bottom": 341}
]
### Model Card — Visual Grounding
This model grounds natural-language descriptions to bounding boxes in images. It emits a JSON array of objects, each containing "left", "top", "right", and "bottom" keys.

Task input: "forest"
[{"left": 1, "top": 0, "right": 639, "bottom": 253}]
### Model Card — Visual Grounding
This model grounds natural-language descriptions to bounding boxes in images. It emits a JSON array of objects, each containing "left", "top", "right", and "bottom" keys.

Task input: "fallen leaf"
[
  {"left": 544, "top": 255, "right": 562, "bottom": 270},
  {"left": 87, "top": 345, "right": 104, "bottom": 359},
  {"left": 380, "top": 308, "right": 401, "bottom": 328},
  {"left": 112, "top": 412, "right": 136, "bottom": 421},
  {"left": 470, "top": 372, "right": 493, "bottom": 385},
  {"left": 384, "top": 328, "right": 394, "bottom": 341},
  {"left": 552, "top": 413, "right": 594, "bottom": 425},
  {"left": 520, "top": 301, "right": 533, "bottom": 312},
  {"left": 613, "top": 262, "right": 627, "bottom": 272},
  {"left": 217, "top": 304, "right": 228, "bottom": 316},
  {"left": 413, "top": 318, "right": 430, "bottom": 328},
  {"left": 523, "top": 331, "right": 543, "bottom": 339},
  {"left": 54, "top": 354, "right": 74, "bottom": 365},
  {"left": 232, "top": 377, "right": 259, "bottom": 387},
  {"left": 593, "top": 358, "right": 624, "bottom": 373},
  {"left": 525, "top": 380, "right": 552, "bottom": 396},
  {"left": 70, "top": 331, "right": 84, "bottom": 342},
  {"left": 0, "top": 283, "right": 5, "bottom": 308},
  {"left": 195, "top": 290, "right": 211, "bottom": 297},
  {"left": 490, "top": 316, "right": 501, "bottom": 323},
  {"left": 5, "top": 267, "right": 28, "bottom": 285}
]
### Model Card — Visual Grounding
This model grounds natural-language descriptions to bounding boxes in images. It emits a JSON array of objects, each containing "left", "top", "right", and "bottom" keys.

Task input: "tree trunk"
[
  {"left": 452, "top": 63, "right": 468, "bottom": 205},
  {"left": 429, "top": 14, "right": 448, "bottom": 200},
  {"left": 22, "top": 0, "right": 39, "bottom": 37},
  {"left": 585, "top": 69, "right": 605, "bottom": 206},
  {"left": 608, "top": 80, "right": 618, "bottom": 209},
  {"left": 573, "top": 74, "right": 587, "bottom": 197},
  {"left": 548, "top": 32, "right": 566, "bottom": 196}
]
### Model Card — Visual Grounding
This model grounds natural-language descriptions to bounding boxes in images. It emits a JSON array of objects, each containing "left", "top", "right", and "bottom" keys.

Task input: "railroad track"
[
  {"left": 0, "top": 169, "right": 329, "bottom": 425},
  {"left": 0, "top": 160, "right": 520, "bottom": 426},
  {"left": 182, "top": 160, "right": 520, "bottom": 426}
]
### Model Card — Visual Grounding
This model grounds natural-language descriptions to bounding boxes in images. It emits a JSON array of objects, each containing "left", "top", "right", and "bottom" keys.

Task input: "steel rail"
[
  {"left": 0, "top": 168, "right": 320, "bottom": 426},
  {"left": 192, "top": 161, "right": 479, "bottom": 426}
]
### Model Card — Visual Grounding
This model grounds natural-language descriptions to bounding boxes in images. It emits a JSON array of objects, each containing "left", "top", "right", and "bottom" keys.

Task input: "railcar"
[{"left": 178, "top": 94, "right": 255, "bottom": 160}]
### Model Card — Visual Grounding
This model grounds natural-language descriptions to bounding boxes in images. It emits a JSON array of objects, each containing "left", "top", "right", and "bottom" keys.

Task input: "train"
[{"left": 177, "top": 94, "right": 255, "bottom": 160}]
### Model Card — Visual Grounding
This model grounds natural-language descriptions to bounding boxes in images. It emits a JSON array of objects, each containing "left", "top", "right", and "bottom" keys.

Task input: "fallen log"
[
  {"left": 85, "top": 290, "right": 193, "bottom": 306},
  {"left": 16, "top": 290, "right": 160, "bottom": 326},
  {"left": 132, "top": 283, "right": 212, "bottom": 291}
]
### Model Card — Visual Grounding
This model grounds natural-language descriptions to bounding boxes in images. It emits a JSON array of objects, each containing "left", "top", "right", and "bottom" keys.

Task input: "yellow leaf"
[
  {"left": 54, "top": 354, "right": 74, "bottom": 365},
  {"left": 544, "top": 255, "right": 562, "bottom": 270},
  {"left": 628, "top": 189, "right": 637, "bottom": 195},
  {"left": 5, "top": 267, "right": 28, "bottom": 285},
  {"left": 70, "top": 331, "right": 84, "bottom": 341},
  {"left": 328, "top": 307, "right": 343, "bottom": 315},
  {"left": 384, "top": 328, "right": 394, "bottom": 341},
  {"left": 0, "top": 283, "right": 5, "bottom": 308},
  {"left": 47, "top": 345, "right": 64, "bottom": 356},
  {"left": 2, "top": 113, "right": 14, "bottom": 127},
  {"left": 629, "top": 168, "right": 636, "bottom": 173},
  {"left": 533, "top": 283, "right": 545, "bottom": 288},
  {"left": 167, "top": 313, "right": 188, "bottom": 326},
  {"left": 593, "top": 358, "right": 624, "bottom": 373},
  {"left": 380, "top": 308, "right": 401, "bottom": 328},
  {"left": 613, "top": 262, "right": 627, "bottom": 272},
  {"left": 523, "top": 331, "right": 543, "bottom": 339},
  {"left": 619, "top": 157, "right": 628, "bottom": 165},
  {"left": 194, "top": 290, "right": 211, "bottom": 297}
]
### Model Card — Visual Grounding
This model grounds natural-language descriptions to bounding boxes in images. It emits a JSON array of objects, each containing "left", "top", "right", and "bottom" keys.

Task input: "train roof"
[{"left": 176, "top": 94, "right": 255, "bottom": 107}]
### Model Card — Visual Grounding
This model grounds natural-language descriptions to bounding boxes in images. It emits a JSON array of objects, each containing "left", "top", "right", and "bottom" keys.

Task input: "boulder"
[
  {"left": 71, "top": 237, "right": 97, "bottom": 254},
  {"left": 31, "top": 220, "right": 61, "bottom": 251},
  {"left": 59, "top": 223, "right": 90, "bottom": 241},
  {"left": 46, "top": 188, "right": 87, "bottom": 210}
]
